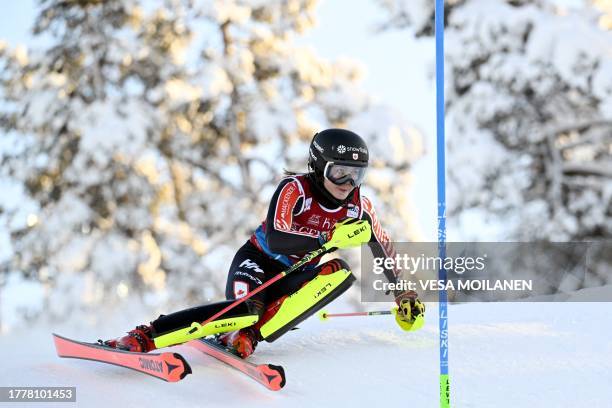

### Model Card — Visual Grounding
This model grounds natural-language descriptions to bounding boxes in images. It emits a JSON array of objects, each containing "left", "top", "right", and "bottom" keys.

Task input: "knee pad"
[{"left": 259, "top": 259, "right": 355, "bottom": 343}]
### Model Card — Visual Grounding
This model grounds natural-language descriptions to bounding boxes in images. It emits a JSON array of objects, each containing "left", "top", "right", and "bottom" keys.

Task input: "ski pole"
[
  {"left": 318, "top": 310, "right": 393, "bottom": 321},
  {"left": 199, "top": 245, "right": 336, "bottom": 327}
]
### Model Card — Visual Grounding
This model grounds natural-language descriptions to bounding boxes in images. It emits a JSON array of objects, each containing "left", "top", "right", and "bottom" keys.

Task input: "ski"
[
  {"left": 52, "top": 333, "right": 192, "bottom": 383},
  {"left": 187, "top": 337, "right": 286, "bottom": 391}
]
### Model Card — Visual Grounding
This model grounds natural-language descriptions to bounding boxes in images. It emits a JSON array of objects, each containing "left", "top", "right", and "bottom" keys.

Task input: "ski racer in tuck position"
[{"left": 104, "top": 129, "right": 426, "bottom": 358}]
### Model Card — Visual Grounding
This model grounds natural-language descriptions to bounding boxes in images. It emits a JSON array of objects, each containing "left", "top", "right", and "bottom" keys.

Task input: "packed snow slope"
[{"left": 1, "top": 294, "right": 611, "bottom": 408}]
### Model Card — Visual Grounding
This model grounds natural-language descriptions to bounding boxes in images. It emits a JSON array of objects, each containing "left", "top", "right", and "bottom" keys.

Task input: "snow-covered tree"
[
  {"left": 0, "top": 0, "right": 423, "bottom": 325},
  {"left": 377, "top": 0, "right": 612, "bottom": 287}
]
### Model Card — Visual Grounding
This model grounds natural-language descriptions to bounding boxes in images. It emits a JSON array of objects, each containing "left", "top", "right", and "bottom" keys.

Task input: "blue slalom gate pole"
[{"left": 435, "top": 0, "right": 451, "bottom": 407}]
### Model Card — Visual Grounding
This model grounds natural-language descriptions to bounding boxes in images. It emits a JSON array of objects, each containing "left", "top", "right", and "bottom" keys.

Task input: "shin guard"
[
  {"left": 259, "top": 261, "right": 355, "bottom": 342},
  {"left": 152, "top": 299, "right": 260, "bottom": 349}
]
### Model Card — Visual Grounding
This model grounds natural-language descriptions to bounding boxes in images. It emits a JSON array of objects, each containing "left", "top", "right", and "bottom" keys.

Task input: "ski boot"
[
  {"left": 102, "top": 325, "right": 157, "bottom": 353},
  {"left": 218, "top": 327, "right": 259, "bottom": 359}
]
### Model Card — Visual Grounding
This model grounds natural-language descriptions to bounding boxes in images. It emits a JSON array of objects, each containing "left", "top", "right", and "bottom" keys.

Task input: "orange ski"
[
  {"left": 53, "top": 333, "right": 191, "bottom": 382},
  {"left": 188, "top": 338, "right": 285, "bottom": 391}
]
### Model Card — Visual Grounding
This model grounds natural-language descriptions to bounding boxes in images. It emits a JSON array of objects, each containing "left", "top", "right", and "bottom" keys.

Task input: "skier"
[{"left": 104, "top": 129, "right": 425, "bottom": 358}]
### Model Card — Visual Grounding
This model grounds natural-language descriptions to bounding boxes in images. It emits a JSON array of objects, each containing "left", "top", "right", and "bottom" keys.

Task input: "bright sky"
[
  {"left": 0, "top": 0, "right": 438, "bottom": 240},
  {"left": 1, "top": 2, "right": 34, "bottom": 45}
]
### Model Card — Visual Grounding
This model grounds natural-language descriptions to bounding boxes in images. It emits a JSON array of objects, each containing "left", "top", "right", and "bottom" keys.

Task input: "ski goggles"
[{"left": 323, "top": 162, "right": 367, "bottom": 187}]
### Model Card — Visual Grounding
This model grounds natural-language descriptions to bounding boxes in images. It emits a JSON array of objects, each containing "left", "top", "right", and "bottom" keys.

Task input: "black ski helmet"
[{"left": 307, "top": 129, "right": 369, "bottom": 204}]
